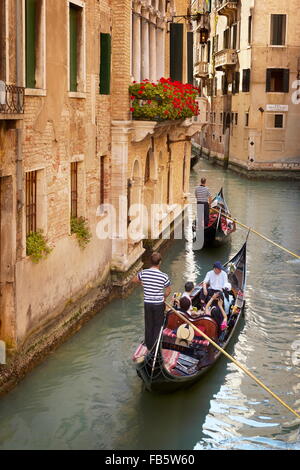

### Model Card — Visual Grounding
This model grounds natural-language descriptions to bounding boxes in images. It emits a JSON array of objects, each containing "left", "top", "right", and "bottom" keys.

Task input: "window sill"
[
  {"left": 268, "top": 45, "right": 287, "bottom": 48},
  {"left": 25, "top": 88, "right": 47, "bottom": 97},
  {"left": 68, "top": 91, "right": 87, "bottom": 99}
]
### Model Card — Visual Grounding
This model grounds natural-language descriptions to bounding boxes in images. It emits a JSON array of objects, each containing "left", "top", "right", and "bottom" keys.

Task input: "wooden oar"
[
  {"left": 211, "top": 207, "right": 300, "bottom": 260},
  {"left": 165, "top": 302, "right": 300, "bottom": 420}
]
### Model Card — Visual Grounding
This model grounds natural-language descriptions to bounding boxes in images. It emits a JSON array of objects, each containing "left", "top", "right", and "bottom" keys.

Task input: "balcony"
[
  {"left": 216, "top": 1, "right": 238, "bottom": 24},
  {"left": 214, "top": 49, "right": 237, "bottom": 71},
  {"left": 0, "top": 82, "right": 25, "bottom": 118},
  {"left": 194, "top": 61, "right": 209, "bottom": 79}
]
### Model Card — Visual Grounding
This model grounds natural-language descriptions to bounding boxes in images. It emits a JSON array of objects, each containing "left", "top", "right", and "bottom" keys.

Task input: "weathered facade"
[
  {"left": 0, "top": 0, "right": 202, "bottom": 386},
  {"left": 192, "top": 0, "right": 300, "bottom": 177}
]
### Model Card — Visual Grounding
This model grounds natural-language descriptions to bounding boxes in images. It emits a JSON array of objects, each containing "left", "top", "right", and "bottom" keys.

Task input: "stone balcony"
[
  {"left": 214, "top": 49, "right": 238, "bottom": 71},
  {"left": 0, "top": 82, "right": 24, "bottom": 119},
  {"left": 194, "top": 61, "right": 209, "bottom": 79},
  {"left": 216, "top": 1, "right": 238, "bottom": 24}
]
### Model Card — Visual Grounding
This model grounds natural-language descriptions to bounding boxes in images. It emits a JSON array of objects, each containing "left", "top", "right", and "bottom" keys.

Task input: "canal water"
[{"left": 0, "top": 159, "right": 299, "bottom": 450}]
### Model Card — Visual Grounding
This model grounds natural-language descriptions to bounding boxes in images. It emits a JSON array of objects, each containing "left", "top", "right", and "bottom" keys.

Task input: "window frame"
[
  {"left": 67, "top": 0, "right": 86, "bottom": 97},
  {"left": 23, "top": 0, "right": 47, "bottom": 95},
  {"left": 270, "top": 14, "right": 287, "bottom": 47},
  {"left": 266, "top": 68, "right": 289, "bottom": 93}
]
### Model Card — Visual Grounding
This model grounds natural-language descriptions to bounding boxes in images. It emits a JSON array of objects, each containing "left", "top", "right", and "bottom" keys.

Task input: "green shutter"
[
  {"left": 170, "top": 23, "right": 183, "bottom": 82},
  {"left": 25, "top": 0, "right": 36, "bottom": 88},
  {"left": 187, "top": 32, "right": 194, "bottom": 85},
  {"left": 100, "top": 33, "right": 111, "bottom": 95},
  {"left": 69, "top": 6, "right": 78, "bottom": 92}
]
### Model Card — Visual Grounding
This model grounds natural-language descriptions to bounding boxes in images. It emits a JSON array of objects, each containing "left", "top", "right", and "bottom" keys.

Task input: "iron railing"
[{"left": 0, "top": 82, "right": 25, "bottom": 114}]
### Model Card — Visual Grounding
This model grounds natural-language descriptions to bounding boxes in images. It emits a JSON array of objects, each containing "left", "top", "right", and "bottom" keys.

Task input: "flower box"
[{"left": 129, "top": 78, "right": 200, "bottom": 122}]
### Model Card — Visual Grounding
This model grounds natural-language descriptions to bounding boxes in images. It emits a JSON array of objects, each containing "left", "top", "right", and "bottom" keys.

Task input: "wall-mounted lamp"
[{"left": 258, "top": 107, "right": 264, "bottom": 113}]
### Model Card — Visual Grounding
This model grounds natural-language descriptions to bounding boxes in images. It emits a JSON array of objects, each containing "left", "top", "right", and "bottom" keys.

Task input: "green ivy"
[
  {"left": 70, "top": 216, "right": 92, "bottom": 249},
  {"left": 26, "top": 230, "right": 52, "bottom": 263}
]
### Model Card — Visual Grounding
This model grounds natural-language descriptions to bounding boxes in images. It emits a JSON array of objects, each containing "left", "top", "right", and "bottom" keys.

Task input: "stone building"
[
  {"left": 192, "top": 0, "right": 300, "bottom": 177},
  {"left": 0, "top": 0, "right": 202, "bottom": 369}
]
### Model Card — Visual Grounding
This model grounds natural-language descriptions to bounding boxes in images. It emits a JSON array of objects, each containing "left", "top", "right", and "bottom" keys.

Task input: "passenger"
[
  {"left": 181, "top": 282, "right": 195, "bottom": 302},
  {"left": 179, "top": 296, "right": 192, "bottom": 315},
  {"left": 205, "top": 292, "right": 228, "bottom": 331},
  {"left": 201, "top": 261, "right": 231, "bottom": 303}
]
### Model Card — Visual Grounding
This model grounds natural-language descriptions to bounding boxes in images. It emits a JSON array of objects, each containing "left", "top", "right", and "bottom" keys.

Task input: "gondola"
[
  {"left": 133, "top": 242, "right": 247, "bottom": 393},
  {"left": 192, "top": 188, "right": 236, "bottom": 248}
]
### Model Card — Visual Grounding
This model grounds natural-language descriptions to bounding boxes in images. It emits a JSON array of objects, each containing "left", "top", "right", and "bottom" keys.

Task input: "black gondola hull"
[{"left": 134, "top": 242, "right": 247, "bottom": 393}]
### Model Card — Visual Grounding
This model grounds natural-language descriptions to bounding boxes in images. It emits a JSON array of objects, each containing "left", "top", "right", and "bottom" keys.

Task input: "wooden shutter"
[
  {"left": 25, "top": 0, "right": 36, "bottom": 88},
  {"left": 271, "top": 15, "right": 286, "bottom": 46},
  {"left": 242, "top": 69, "right": 250, "bottom": 92},
  {"left": 100, "top": 33, "right": 111, "bottom": 95},
  {"left": 170, "top": 23, "right": 183, "bottom": 82},
  {"left": 69, "top": 5, "right": 78, "bottom": 92},
  {"left": 187, "top": 32, "right": 193, "bottom": 85},
  {"left": 283, "top": 69, "right": 289, "bottom": 93},
  {"left": 266, "top": 69, "right": 272, "bottom": 92}
]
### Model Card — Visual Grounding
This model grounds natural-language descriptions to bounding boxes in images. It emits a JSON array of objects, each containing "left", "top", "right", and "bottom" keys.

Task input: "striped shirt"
[
  {"left": 138, "top": 268, "right": 171, "bottom": 304},
  {"left": 195, "top": 185, "right": 211, "bottom": 203}
]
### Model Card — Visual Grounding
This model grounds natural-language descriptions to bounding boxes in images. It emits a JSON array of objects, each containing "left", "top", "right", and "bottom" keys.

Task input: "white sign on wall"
[{"left": 266, "top": 104, "right": 289, "bottom": 112}]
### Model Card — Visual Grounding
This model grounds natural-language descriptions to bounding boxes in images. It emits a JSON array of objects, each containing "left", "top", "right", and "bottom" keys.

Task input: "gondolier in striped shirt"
[
  {"left": 195, "top": 177, "right": 212, "bottom": 227},
  {"left": 133, "top": 252, "right": 171, "bottom": 351}
]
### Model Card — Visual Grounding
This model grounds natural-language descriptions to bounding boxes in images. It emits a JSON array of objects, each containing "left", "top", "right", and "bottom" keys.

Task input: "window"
[
  {"left": 266, "top": 68, "right": 289, "bottom": 92},
  {"left": 235, "top": 113, "right": 238, "bottom": 125},
  {"left": 214, "top": 77, "right": 217, "bottom": 96},
  {"left": 170, "top": 23, "right": 183, "bottom": 82},
  {"left": 100, "top": 33, "right": 111, "bottom": 95},
  {"left": 207, "top": 40, "right": 211, "bottom": 63},
  {"left": 71, "top": 162, "right": 78, "bottom": 218},
  {"left": 222, "top": 74, "right": 228, "bottom": 95},
  {"left": 245, "top": 113, "right": 249, "bottom": 127},
  {"left": 69, "top": 1, "right": 85, "bottom": 93},
  {"left": 213, "top": 35, "right": 219, "bottom": 54},
  {"left": 220, "top": 112, "right": 223, "bottom": 123},
  {"left": 248, "top": 16, "right": 252, "bottom": 45},
  {"left": 232, "top": 71, "right": 240, "bottom": 94},
  {"left": 232, "top": 24, "right": 237, "bottom": 49},
  {"left": 223, "top": 29, "right": 230, "bottom": 49},
  {"left": 26, "top": 170, "right": 37, "bottom": 235},
  {"left": 25, "top": 0, "right": 46, "bottom": 89},
  {"left": 242, "top": 69, "right": 251, "bottom": 92},
  {"left": 265, "top": 113, "right": 285, "bottom": 129},
  {"left": 270, "top": 14, "right": 286, "bottom": 46},
  {"left": 144, "top": 152, "right": 151, "bottom": 184},
  {"left": 274, "top": 114, "right": 284, "bottom": 128}
]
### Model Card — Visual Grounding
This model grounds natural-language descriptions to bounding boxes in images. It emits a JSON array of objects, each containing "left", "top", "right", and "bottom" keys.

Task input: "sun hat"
[{"left": 177, "top": 323, "right": 195, "bottom": 342}]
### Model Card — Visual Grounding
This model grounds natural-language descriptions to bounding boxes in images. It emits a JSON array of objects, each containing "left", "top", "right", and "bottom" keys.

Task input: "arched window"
[{"left": 144, "top": 151, "right": 151, "bottom": 184}]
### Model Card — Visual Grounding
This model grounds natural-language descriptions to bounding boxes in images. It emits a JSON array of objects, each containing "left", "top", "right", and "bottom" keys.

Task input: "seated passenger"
[
  {"left": 200, "top": 261, "right": 231, "bottom": 303},
  {"left": 205, "top": 292, "right": 228, "bottom": 331},
  {"left": 181, "top": 281, "right": 195, "bottom": 302},
  {"left": 179, "top": 296, "right": 192, "bottom": 315}
]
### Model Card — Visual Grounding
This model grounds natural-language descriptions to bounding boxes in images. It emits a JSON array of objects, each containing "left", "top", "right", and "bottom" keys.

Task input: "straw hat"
[{"left": 177, "top": 323, "right": 194, "bottom": 342}]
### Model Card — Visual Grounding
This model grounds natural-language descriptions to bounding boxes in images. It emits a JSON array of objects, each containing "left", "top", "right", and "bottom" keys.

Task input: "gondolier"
[
  {"left": 195, "top": 178, "right": 212, "bottom": 227},
  {"left": 133, "top": 252, "right": 171, "bottom": 351}
]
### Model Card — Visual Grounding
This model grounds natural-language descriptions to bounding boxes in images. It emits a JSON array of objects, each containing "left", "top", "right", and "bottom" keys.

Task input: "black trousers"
[
  {"left": 197, "top": 201, "right": 209, "bottom": 227},
  {"left": 144, "top": 302, "right": 165, "bottom": 350}
]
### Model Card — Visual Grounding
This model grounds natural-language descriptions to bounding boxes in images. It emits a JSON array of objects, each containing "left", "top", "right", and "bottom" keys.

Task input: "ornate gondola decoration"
[{"left": 133, "top": 242, "right": 247, "bottom": 393}]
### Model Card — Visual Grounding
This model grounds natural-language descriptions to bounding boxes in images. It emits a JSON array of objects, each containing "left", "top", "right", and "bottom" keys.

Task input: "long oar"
[
  {"left": 211, "top": 207, "right": 300, "bottom": 260},
  {"left": 165, "top": 302, "right": 300, "bottom": 420}
]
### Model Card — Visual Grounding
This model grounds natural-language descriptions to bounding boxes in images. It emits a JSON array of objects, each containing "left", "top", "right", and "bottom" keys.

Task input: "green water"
[{"left": 0, "top": 160, "right": 299, "bottom": 450}]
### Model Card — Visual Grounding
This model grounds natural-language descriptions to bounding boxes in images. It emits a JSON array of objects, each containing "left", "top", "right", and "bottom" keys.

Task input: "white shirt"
[
  {"left": 181, "top": 292, "right": 192, "bottom": 301},
  {"left": 204, "top": 270, "right": 229, "bottom": 291}
]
